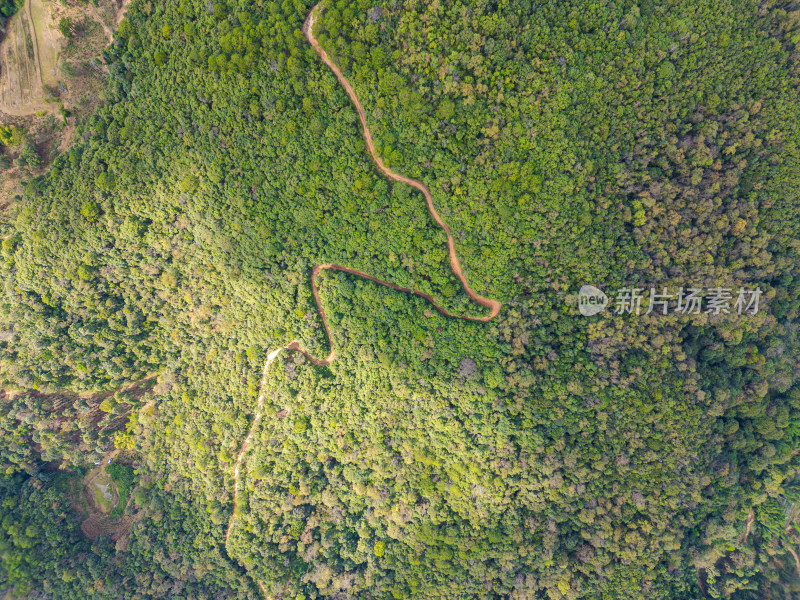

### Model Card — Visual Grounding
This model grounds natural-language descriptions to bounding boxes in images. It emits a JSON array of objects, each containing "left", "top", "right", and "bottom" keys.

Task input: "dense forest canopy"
[
  {"left": 0, "top": 0, "right": 20, "bottom": 29},
  {"left": 1, "top": 0, "right": 800, "bottom": 598}
]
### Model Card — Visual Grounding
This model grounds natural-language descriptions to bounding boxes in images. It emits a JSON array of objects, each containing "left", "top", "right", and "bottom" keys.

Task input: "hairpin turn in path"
[{"left": 225, "top": 4, "right": 502, "bottom": 595}]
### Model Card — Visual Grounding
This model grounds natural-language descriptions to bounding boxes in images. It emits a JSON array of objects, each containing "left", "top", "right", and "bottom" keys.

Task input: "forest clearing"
[
  {"left": 0, "top": 0, "right": 134, "bottom": 207},
  {"left": 83, "top": 453, "right": 119, "bottom": 514},
  {"left": 0, "top": 0, "right": 62, "bottom": 116},
  {"left": 76, "top": 450, "right": 142, "bottom": 547},
  {"left": 76, "top": 451, "right": 129, "bottom": 541}
]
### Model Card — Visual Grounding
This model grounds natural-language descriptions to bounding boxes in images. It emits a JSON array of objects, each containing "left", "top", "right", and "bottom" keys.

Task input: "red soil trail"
[
  {"left": 295, "top": 4, "right": 501, "bottom": 367},
  {"left": 266, "top": 5, "right": 503, "bottom": 368},
  {"left": 290, "top": 259, "right": 501, "bottom": 366},
  {"left": 225, "top": 6, "right": 502, "bottom": 595}
]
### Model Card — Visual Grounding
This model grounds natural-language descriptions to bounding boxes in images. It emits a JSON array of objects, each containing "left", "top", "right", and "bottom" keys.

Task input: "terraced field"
[
  {"left": 0, "top": 0, "right": 62, "bottom": 116},
  {"left": 78, "top": 453, "right": 131, "bottom": 541}
]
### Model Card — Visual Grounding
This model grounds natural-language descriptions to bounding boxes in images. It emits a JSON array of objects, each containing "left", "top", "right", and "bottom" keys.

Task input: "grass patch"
[
  {"left": 29, "top": 0, "right": 60, "bottom": 88},
  {"left": 91, "top": 473, "right": 113, "bottom": 513},
  {"left": 106, "top": 462, "right": 135, "bottom": 517}
]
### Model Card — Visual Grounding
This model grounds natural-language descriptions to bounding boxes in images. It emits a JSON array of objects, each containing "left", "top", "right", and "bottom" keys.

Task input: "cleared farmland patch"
[{"left": 0, "top": 0, "right": 63, "bottom": 116}]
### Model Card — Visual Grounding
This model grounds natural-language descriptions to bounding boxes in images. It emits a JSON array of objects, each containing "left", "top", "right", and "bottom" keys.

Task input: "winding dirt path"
[
  {"left": 285, "top": 6, "right": 500, "bottom": 367},
  {"left": 88, "top": 0, "right": 134, "bottom": 42},
  {"left": 225, "top": 5, "right": 502, "bottom": 596},
  {"left": 90, "top": 3, "right": 115, "bottom": 43},
  {"left": 789, "top": 546, "right": 800, "bottom": 577},
  {"left": 115, "top": 0, "right": 132, "bottom": 27},
  {"left": 224, "top": 348, "right": 283, "bottom": 545}
]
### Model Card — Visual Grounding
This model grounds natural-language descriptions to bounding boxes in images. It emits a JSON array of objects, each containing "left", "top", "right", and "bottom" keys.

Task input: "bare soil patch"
[{"left": 0, "top": 0, "right": 64, "bottom": 116}]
